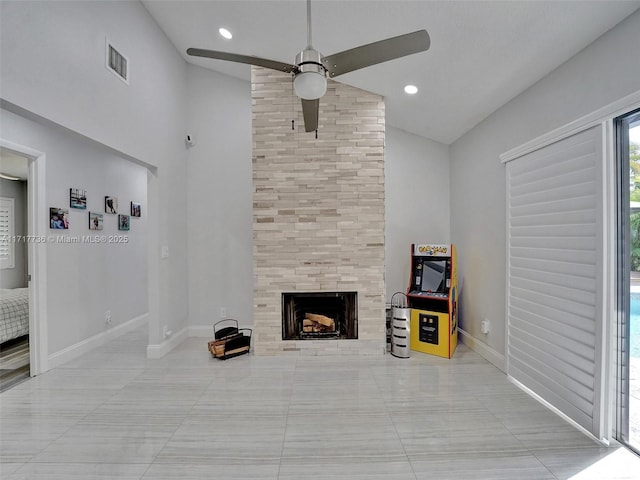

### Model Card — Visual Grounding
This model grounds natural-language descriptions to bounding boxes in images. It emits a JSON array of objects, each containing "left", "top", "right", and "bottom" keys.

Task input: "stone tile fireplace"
[{"left": 251, "top": 66, "right": 386, "bottom": 355}]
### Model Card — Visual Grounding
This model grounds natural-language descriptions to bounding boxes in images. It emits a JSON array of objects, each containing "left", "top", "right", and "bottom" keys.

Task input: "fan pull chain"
[
  {"left": 315, "top": 129, "right": 318, "bottom": 139},
  {"left": 292, "top": 120, "right": 295, "bottom": 130}
]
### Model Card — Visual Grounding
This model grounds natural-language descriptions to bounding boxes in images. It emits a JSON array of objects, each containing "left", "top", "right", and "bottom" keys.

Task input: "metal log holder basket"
[
  {"left": 208, "top": 319, "right": 252, "bottom": 360},
  {"left": 390, "top": 292, "right": 411, "bottom": 358}
]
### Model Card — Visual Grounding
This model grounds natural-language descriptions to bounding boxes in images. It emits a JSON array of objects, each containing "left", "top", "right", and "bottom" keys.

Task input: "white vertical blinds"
[
  {"left": 506, "top": 125, "right": 604, "bottom": 437},
  {"left": 0, "top": 196, "right": 15, "bottom": 269}
]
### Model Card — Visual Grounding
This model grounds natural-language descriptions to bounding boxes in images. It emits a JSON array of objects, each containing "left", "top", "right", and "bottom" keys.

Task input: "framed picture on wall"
[
  {"left": 89, "top": 212, "right": 103, "bottom": 230},
  {"left": 105, "top": 196, "right": 118, "bottom": 214},
  {"left": 130, "top": 201, "right": 141, "bottom": 218},
  {"left": 118, "top": 214, "right": 130, "bottom": 231},
  {"left": 49, "top": 207, "right": 69, "bottom": 229},
  {"left": 69, "top": 188, "right": 87, "bottom": 209}
]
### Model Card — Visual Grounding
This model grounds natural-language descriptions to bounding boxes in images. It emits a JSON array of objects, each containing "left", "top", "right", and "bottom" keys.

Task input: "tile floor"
[
  {"left": 0, "top": 335, "right": 30, "bottom": 393},
  {"left": 1, "top": 326, "right": 639, "bottom": 479}
]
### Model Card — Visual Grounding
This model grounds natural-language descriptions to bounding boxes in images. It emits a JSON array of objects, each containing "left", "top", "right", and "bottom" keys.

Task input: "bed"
[{"left": 0, "top": 288, "right": 29, "bottom": 345}]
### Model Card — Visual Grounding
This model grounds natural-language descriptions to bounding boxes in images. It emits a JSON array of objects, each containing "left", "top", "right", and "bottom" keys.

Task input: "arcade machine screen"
[{"left": 420, "top": 260, "right": 447, "bottom": 294}]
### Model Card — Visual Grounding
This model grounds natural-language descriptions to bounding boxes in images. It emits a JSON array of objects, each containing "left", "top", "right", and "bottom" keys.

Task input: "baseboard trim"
[
  {"left": 146, "top": 326, "right": 188, "bottom": 359},
  {"left": 48, "top": 313, "right": 148, "bottom": 370},
  {"left": 458, "top": 328, "right": 506, "bottom": 372}
]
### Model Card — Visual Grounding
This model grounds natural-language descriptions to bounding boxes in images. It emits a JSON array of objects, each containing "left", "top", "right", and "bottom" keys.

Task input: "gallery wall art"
[
  {"left": 56, "top": 188, "right": 142, "bottom": 232},
  {"left": 70, "top": 188, "right": 87, "bottom": 209},
  {"left": 50, "top": 208, "right": 69, "bottom": 229},
  {"left": 130, "top": 202, "right": 141, "bottom": 218},
  {"left": 118, "top": 214, "right": 130, "bottom": 231},
  {"left": 89, "top": 212, "right": 103, "bottom": 230},
  {"left": 105, "top": 196, "right": 118, "bottom": 214}
]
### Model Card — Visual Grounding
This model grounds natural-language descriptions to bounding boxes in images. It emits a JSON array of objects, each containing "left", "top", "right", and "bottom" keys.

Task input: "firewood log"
[{"left": 305, "top": 313, "right": 335, "bottom": 328}]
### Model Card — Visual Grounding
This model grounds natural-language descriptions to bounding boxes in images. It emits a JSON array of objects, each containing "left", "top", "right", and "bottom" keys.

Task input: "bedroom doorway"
[
  {"left": 0, "top": 139, "right": 46, "bottom": 390},
  {"left": 0, "top": 148, "right": 30, "bottom": 391}
]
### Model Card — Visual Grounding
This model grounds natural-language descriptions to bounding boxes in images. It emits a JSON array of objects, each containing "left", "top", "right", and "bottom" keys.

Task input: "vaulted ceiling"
[{"left": 143, "top": 0, "right": 640, "bottom": 144}]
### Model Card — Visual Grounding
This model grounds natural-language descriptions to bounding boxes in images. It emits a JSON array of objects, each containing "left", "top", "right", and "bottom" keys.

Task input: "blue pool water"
[{"left": 629, "top": 294, "right": 640, "bottom": 358}]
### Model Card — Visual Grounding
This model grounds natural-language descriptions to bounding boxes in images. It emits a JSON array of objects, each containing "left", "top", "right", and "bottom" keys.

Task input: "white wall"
[
  {"left": 0, "top": 0, "right": 185, "bottom": 168},
  {"left": 385, "top": 126, "right": 450, "bottom": 301},
  {"left": 185, "top": 65, "right": 253, "bottom": 329},
  {"left": 1, "top": 108, "right": 148, "bottom": 355},
  {"left": 0, "top": 0, "right": 189, "bottom": 352},
  {"left": 0, "top": 178, "right": 28, "bottom": 288},
  {"left": 450, "top": 9, "right": 640, "bottom": 368}
]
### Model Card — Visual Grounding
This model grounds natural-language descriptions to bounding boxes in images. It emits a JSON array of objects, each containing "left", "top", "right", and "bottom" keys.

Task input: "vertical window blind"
[
  {"left": 0, "top": 196, "right": 15, "bottom": 269},
  {"left": 506, "top": 125, "right": 604, "bottom": 438}
]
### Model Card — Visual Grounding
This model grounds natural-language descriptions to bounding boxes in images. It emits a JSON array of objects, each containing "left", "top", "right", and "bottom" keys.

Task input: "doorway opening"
[{"left": 0, "top": 148, "right": 30, "bottom": 391}]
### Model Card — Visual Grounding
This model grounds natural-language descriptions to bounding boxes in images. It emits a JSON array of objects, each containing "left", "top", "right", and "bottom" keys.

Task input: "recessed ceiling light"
[
  {"left": 218, "top": 27, "right": 232, "bottom": 40},
  {"left": 404, "top": 85, "right": 418, "bottom": 95}
]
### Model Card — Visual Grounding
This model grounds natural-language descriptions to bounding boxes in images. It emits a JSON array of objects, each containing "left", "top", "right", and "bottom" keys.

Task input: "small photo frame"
[
  {"left": 50, "top": 208, "right": 69, "bottom": 229},
  {"left": 130, "top": 202, "right": 141, "bottom": 218},
  {"left": 69, "top": 188, "right": 87, "bottom": 209},
  {"left": 89, "top": 212, "right": 103, "bottom": 230},
  {"left": 105, "top": 196, "right": 118, "bottom": 214},
  {"left": 118, "top": 214, "right": 130, "bottom": 231}
]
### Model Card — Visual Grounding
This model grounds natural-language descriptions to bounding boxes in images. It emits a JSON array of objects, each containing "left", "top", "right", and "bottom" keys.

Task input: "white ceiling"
[{"left": 143, "top": 0, "right": 640, "bottom": 145}]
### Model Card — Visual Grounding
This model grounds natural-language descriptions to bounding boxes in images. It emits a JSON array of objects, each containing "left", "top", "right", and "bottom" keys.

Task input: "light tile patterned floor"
[{"left": 1, "top": 326, "right": 639, "bottom": 479}]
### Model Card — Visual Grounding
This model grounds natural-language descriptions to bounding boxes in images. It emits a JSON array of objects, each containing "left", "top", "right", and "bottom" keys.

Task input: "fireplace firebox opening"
[{"left": 282, "top": 292, "right": 358, "bottom": 340}]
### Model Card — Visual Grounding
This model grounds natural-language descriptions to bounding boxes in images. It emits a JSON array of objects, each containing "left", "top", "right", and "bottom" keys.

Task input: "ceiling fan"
[{"left": 187, "top": 0, "right": 430, "bottom": 132}]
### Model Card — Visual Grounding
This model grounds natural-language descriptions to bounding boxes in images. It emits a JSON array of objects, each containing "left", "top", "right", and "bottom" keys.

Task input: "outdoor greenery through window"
[
  {"left": 623, "top": 115, "right": 640, "bottom": 454},
  {"left": 629, "top": 139, "right": 640, "bottom": 271}
]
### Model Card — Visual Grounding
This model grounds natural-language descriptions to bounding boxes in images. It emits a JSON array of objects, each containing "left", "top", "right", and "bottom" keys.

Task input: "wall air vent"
[{"left": 105, "top": 39, "right": 129, "bottom": 84}]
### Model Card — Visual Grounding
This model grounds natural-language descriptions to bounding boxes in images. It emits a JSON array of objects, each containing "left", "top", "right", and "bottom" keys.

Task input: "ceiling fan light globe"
[{"left": 294, "top": 71, "right": 327, "bottom": 100}]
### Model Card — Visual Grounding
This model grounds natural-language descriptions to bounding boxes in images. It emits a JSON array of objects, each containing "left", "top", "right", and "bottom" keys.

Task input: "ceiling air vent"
[{"left": 105, "top": 39, "right": 129, "bottom": 84}]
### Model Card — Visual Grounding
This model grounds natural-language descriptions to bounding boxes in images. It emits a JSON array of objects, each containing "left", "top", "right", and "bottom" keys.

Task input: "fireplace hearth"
[{"left": 282, "top": 292, "right": 357, "bottom": 340}]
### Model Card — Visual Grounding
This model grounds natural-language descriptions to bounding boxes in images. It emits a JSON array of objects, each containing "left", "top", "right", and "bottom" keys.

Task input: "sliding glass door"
[{"left": 616, "top": 108, "right": 640, "bottom": 454}]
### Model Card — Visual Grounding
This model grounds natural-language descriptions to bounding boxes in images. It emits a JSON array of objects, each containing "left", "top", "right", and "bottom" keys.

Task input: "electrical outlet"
[
  {"left": 105, "top": 310, "right": 112, "bottom": 324},
  {"left": 220, "top": 307, "right": 227, "bottom": 319}
]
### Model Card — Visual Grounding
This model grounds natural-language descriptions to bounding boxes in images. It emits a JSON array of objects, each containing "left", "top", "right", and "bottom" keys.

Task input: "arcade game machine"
[{"left": 406, "top": 244, "right": 458, "bottom": 358}]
